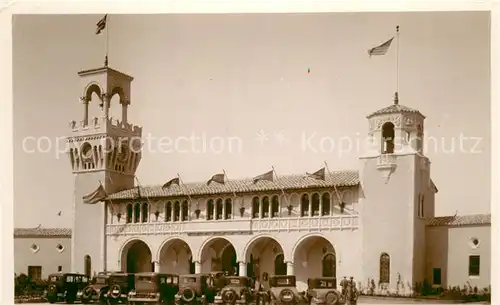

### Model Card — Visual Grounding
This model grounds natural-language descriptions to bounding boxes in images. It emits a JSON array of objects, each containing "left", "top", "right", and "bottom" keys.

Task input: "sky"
[{"left": 13, "top": 12, "right": 491, "bottom": 228}]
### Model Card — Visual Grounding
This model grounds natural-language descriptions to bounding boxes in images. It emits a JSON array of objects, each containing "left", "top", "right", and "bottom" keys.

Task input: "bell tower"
[
  {"left": 359, "top": 93, "right": 436, "bottom": 291},
  {"left": 67, "top": 65, "right": 142, "bottom": 275}
]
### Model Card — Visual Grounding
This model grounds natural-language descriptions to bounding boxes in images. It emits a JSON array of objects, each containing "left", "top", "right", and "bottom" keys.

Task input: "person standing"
[
  {"left": 254, "top": 277, "right": 263, "bottom": 305},
  {"left": 340, "top": 276, "right": 348, "bottom": 298}
]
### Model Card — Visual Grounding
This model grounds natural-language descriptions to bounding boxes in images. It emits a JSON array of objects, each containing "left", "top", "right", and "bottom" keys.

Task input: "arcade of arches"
[{"left": 119, "top": 235, "right": 336, "bottom": 286}]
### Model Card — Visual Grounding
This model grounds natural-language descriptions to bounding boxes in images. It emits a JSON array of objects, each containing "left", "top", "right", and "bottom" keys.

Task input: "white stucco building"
[
  {"left": 14, "top": 228, "right": 72, "bottom": 279},
  {"left": 66, "top": 64, "right": 491, "bottom": 293}
]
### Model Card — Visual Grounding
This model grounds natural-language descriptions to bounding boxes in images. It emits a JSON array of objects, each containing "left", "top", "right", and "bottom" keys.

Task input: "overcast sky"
[{"left": 13, "top": 12, "right": 490, "bottom": 228}]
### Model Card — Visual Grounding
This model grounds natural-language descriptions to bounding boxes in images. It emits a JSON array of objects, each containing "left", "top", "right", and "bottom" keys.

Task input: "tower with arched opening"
[
  {"left": 67, "top": 64, "right": 142, "bottom": 274},
  {"left": 359, "top": 93, "right": 437, "bottom": 289}
]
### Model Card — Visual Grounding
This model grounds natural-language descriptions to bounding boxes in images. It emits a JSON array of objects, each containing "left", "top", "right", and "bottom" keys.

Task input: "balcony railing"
[
  {"left": 105, "top": 215, "right": 359, "bottom": 236},
  {"left": 377, "top": 154, "right": 397, "bottom": 169}
]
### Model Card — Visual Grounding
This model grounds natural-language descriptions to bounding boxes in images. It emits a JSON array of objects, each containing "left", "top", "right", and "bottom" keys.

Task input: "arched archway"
[
  {"left": 199, "top": 237, "right": 237, "bottom": 274},
  {"left": 120, "top": 239, "right": 153, "bottom": 273},
  {"left": 84, "top": 255, "right": 91, "bottom": 277},
  {"left": 382, "top": 122, "right": 395, "bottom": 154},
  {"left": 243, "top": 235, "right": 285, "bottom": 281},
  {"left": 292, "top": 234, "right": 336, "bottom": 289},
  {"left": 158, "top": 238, "right": 193, "bottom": 274}
]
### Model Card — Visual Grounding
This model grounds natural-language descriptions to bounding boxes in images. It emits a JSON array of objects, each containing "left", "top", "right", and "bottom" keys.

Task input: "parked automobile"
[
  {"left": 105, "top": 272, "right": 135, "bottom": 303},
  {"left": 45, "top": 273, "right": 90, "bottom": 304},
  {"left": 81, "top": 272, "right": 112, "bottom": 304},
  {"left": 306, "top": 277, "right": 342, "bottom": 305},
  {"left": 174, "top": 273, "right": 220, "bottom": 305},
  {"left": 214, "top": 276, "right": 255, "bottom": 304},
  {"left": 128, "top": 272, "right": 179, "bottom": 304},
  {"left": 267, "top": 275, "right": 308, "bottom": 305}
]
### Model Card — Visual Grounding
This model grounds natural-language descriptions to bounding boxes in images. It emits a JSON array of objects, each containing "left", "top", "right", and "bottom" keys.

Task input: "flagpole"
[
  {"left": 271, "top": 166, "right": 290, "bottom": 214},
  {"left": 323, "top": 161, "right": 343, "bottom": 207},
  {"left": 395, "top": 25, "right": 400, "bottom": 105},
  {"left": 105, "top": 15, "right": 109, "bottom": 67},
  {"left": 135, "top": 176, "right": 153, "bottom": 221},
  {"left": 222, "top": 169, "right": 238, "bottom": 199},
  {"left": 177, "top": 173, "right": 193, "bottom": 204},
  {"left": 177, "top": 173, "right": 194, "bottom": 221}
]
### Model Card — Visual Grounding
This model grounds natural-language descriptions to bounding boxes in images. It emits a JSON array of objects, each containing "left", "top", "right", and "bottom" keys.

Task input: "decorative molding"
[
  {"left": 106, "top": 215, "right": 359, "bottom": 236},
  {"left": 374, "top": 115, "right": 402, "bottom": 130}
]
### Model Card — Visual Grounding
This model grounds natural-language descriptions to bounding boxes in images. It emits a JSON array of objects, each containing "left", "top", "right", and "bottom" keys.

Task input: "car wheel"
[{"left": 325, "top": 291, "right": 340, "bottom": 305}]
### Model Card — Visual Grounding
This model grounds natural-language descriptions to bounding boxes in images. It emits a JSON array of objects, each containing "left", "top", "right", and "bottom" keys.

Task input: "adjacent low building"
[{"left": 14, "top": 227, "right": 72, "bottom": 280}]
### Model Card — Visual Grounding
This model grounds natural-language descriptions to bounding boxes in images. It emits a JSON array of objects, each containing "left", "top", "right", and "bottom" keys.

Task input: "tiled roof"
[
  {"left": 426, "top": 214, "right": 491, "bottom": 227},
  {"left": 14, "top": 227, "right": 72, "bottom": 237},
  {"left": 367, "top": 104, "right": 424, "bottom": 119},
  {"left": 107, "top": 170, "right": 359, "bottom": 201}
]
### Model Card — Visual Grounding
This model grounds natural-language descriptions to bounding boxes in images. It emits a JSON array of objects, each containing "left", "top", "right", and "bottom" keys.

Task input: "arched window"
[
  {"left": 141, "top": 203, "right": 148, "bottom": 223},
  {"left": 207, "top": 199, "right": 214, "bottom": 220},
  {"left": 382, "top": 122, "right": 395, "bottom": 154},
  {"left": 252, "top": 197, "right": 260, "bottom": 219},
  {"left": 224, "top": 198, "right": 232, "bottom": 219},
  {"left": 133, "top": 203, "right": 140, "bottom": 223},
  {"left": 271, "top": 195, "right": 280, "bottom": 218},
  {"left": 301, "top": 194, "right": 309, "bottom": 217},
  {"left": 274, "top": 254, "right": 287, "bottom": 276},
  {"left": 182, "top": 200, "right": 189, "bottom": 221},
  {"left": 322, "top": 253, "right": 336, "bottom": 277},
  {"left": 126, "top": 204, "right": 133, "bottom": 223},
  {"left": 380, "top": 253, "right": 390, "bottom": 284},
  {"left": 165, "top": 202, "right": 172, "bottom": 222},
  {"left": 262, "top": 196, "right": 270, "bottom": 218},
  {"left": 321, "top": 193, "right": 330, "bottom": 216},
  {"left": 216, "top": 199, "right": 223, "bottom": 220},
  {"left": 84, "top": 255, "right": 91, "bottom": 277},
  {"left": 312, "top": 193, "right": 320, "bottom": 216},
  {"left": 174, "top": 201, "right": 180, "bottom": 222}
]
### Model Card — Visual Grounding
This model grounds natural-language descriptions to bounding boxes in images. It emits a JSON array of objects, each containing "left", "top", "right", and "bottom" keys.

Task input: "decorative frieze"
[{"left": 105, "top": 215, "right": 359, "bottom": 236}]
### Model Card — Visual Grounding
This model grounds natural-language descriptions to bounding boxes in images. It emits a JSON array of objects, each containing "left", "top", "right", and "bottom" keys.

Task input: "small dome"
[
  {"left": 367, "top": 103, "right": 424, "bottom": 119},
  {"left": 366, "top": 93, "right": 425, "bottom": 119}
]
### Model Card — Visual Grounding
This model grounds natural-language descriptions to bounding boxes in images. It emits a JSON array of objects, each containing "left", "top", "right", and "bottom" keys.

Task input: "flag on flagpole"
[
  {"left": 207, "top": 173, "right": 225, "bottom": 185},
  {"left": 306, "top": 167, "right": 326, "bottom": 180},
  {"left": 96, "top": 14, "right": 107, "bottom": 35},
  {"left": 368, "top": 37, "right": 394, "bottom": 57},
  {"left": 82, "top": 184, "right": 107, "bottom": 204},
  {"left": 253, "top": 170, "right": 274, "bottom": 184},
  {"left": 162, "top": 177, "right": 180, "bottom": 189}
]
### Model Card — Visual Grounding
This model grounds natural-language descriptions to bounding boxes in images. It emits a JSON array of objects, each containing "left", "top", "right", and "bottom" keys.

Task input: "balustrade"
[{"left": 105, "top": 215, "right": 359, "bottom": 236}]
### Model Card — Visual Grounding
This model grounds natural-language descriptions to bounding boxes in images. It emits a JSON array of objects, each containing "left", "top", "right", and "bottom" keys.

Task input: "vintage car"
[
  {"left": 128, "top": 272, "right": 179, "bottom": 304},
  {"left": 306, "top": 277, "right": 342, "bottom": 305},
  {"left": 81, "top": 272, "right": 112, "bottom": 304},
  {"left": 105, "top": 272, "right": 135, "bottom": 303},
  {"left": 268, "top": 275, "right": 308, "bottom": 305},
  {"left": 174, "top": 273, "right": 220, "bottom": 304},
  {"left": 45, "top": 273, "right": 90, "bottom": 304},
  {"left": 213, "top": 276, "right": 255, "bottom": 304},
  {"left": 81, "top": 272, "right": 135, "bottom": 304}
]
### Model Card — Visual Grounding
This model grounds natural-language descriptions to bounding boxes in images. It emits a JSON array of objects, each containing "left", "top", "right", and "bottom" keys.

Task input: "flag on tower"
[
  {"left": 253, "top": 170, "right": 274, "bottom": 184},
  {"left": 82, "top": 184, "right": 107, "bottom": 204},
  {"left": 368, "top": 37, "right": 394, "bottom": 57},
  {"left": 96, "top": 14, "right": 107, "bottom": 35},
  {"left": 207, "top": 173, "right": 225, "bottom": 185},
  {"left": 306, "top": 167, "right": 326, "bottom": 180},
  {"left": 162, "top": 177, "right": 180, "bottom": 189}
]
